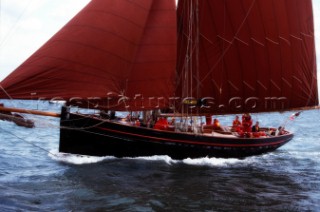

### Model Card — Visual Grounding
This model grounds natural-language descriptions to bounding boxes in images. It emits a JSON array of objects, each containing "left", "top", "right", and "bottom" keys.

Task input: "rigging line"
[
  {"left": 0, "top": 83, "right": 13, "bottom": 99},
  {"left": 0, "top": 125, "right": 58, "bottom": 157},
  {"left": 0, "top": 84, "right": 35, "bottom": 119},
  {"left": 188, "top": 1, "right": 194, "bottom": 118},
  {"left": 60, "top": 113, "right": 115, "bottom": 131},
  {"left": 195, "top": 0, "right": 200, "bottom": 99},
  {"left": 32, "top": 118, "right": 60, "bottom": 129},
  {"left": 200, "top": 0, "right": 257, "bottom": 83},
  {"left": 0, "top": 0, "right": 34, "bottom": 48},
  {"left": 60, "top": 118, "right": 111, "bottom": 131},
  {"left": 0, "top": 84, "right": 30, "bottom": 119}
]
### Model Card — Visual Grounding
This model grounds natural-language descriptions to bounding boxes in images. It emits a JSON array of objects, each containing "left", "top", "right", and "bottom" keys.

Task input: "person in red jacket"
[
  {"left": 242, "top": 113, "right": 252, "bottom": 132},
  {"left": 232, "top": 115, "right": 242, "bottom": 132},
  {"left": 154, "top": 117, "right": 169, "bottom": 130},
  {"left": 213, "top": 118, "right": 222, "bottom": 130}
]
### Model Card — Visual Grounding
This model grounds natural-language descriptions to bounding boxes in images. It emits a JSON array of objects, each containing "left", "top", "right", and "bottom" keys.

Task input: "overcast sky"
[
  {"left": 0, "top": 0, "right": 91, "bottom": 81},
  {"left": 0, "top": 0, "right": 319, "bottom": 82}
]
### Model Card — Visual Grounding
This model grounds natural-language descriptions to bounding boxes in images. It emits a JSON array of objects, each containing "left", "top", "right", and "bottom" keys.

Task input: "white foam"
[
  {"left": 182, "top": 157, "right": 248, "bottom": 167},
  {"left": 49, "top": 150, "right": 115, "bottom": 165},
  {"left": 127, "top": 155, "right": 260, "bottom": 167},
  {"left": 125, "top": 155, "right": 178, "bottom": 165},
  {"left": 48, "top": 150, "right": 270, "bottom": 167}
]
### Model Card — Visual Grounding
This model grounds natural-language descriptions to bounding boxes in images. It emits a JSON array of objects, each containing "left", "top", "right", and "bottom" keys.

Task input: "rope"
[
  {"left": 0, "top": 0, "right": 33, "bottom": 48},
  {"left": 201, "top": 0, "right": 257, "bottom": 82},
  {"left": 0, "top": 125, "right": 58, "bottom": 157},
  {"left": 60, "top": 114, "right": 118, "bottom": 131}
]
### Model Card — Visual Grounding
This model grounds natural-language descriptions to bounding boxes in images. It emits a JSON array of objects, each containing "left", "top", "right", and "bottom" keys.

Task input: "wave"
[
  {"left": 49, "top": 150, "right": 115, "bottom": 165},
  {"left": 49, "top": 151, "right": 270, "bottom": 167}
]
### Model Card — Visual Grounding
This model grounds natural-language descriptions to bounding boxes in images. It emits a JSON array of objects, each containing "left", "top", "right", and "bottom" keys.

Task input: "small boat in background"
[{"left": 0, "top": 104, "right": 34, "bottom": 128}]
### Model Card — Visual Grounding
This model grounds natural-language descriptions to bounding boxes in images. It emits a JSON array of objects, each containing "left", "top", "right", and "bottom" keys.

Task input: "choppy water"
[{"left": 0, "top": 101, "right": 320, "bottom": 211}]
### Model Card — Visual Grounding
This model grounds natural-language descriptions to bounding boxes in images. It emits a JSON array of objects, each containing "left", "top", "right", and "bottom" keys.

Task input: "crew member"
[
  {"left": 252, "top": 121, "right": 260, "bottom": 132},
  {"left": 232, "top": 115, "right": 241, "bottom": 131},
  {"left": 213, "top": 118, "right": 222, "bottom": 130},
  {"left": 242, "top": 113, "right": 252, "bottom": 132},
  {"left": 154, "top": 117, "right": 169, "bottom": 130}
]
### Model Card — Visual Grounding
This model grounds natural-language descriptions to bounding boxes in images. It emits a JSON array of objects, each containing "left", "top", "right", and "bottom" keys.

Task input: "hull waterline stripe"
[{"left": 97, "top": 127, "right": 291, "bottom": 148}]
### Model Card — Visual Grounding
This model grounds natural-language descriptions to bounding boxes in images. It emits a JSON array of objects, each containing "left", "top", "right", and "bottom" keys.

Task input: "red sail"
[
  {"left": 176, "top": 0, "right": 318, "bottom": 114},
  {"left": 0, "top": 0, "right": 177, "bottom": 111}
]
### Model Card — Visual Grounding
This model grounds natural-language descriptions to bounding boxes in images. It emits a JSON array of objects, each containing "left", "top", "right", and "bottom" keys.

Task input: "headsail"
[
  {"left": 176, "top": 0, "right": 318, "bottom": 114},
  {"left": 0, "top": 0, "right": 177, "bottom": 111}
]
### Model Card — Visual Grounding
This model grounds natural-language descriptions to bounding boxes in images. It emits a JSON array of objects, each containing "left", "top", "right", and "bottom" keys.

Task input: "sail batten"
[{"left": 176, "top": 0, "right": 318, "bottom": 114}]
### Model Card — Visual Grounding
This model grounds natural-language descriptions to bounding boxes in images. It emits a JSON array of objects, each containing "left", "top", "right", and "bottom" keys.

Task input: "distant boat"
[
  {"left": 0, "top": 103, "right": 34, "bottom": 128},
  {"left": 0, "top": 0, "right": 318, "bottom": 159}
]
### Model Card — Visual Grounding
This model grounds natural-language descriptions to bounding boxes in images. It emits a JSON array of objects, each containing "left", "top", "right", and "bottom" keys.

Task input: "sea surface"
[{"left": 0, "top": 100, "right": 319, "bottom": 211}]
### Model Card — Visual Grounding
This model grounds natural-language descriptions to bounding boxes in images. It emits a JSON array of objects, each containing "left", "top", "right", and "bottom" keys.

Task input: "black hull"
[{"left": 59, "top": 108, "right": 294, "bottom": 159}]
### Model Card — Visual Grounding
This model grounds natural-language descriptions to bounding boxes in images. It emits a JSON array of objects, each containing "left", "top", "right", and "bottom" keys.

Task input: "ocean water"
[{"left": 0, "top": 101, "right": 320, "bottom": 211}]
